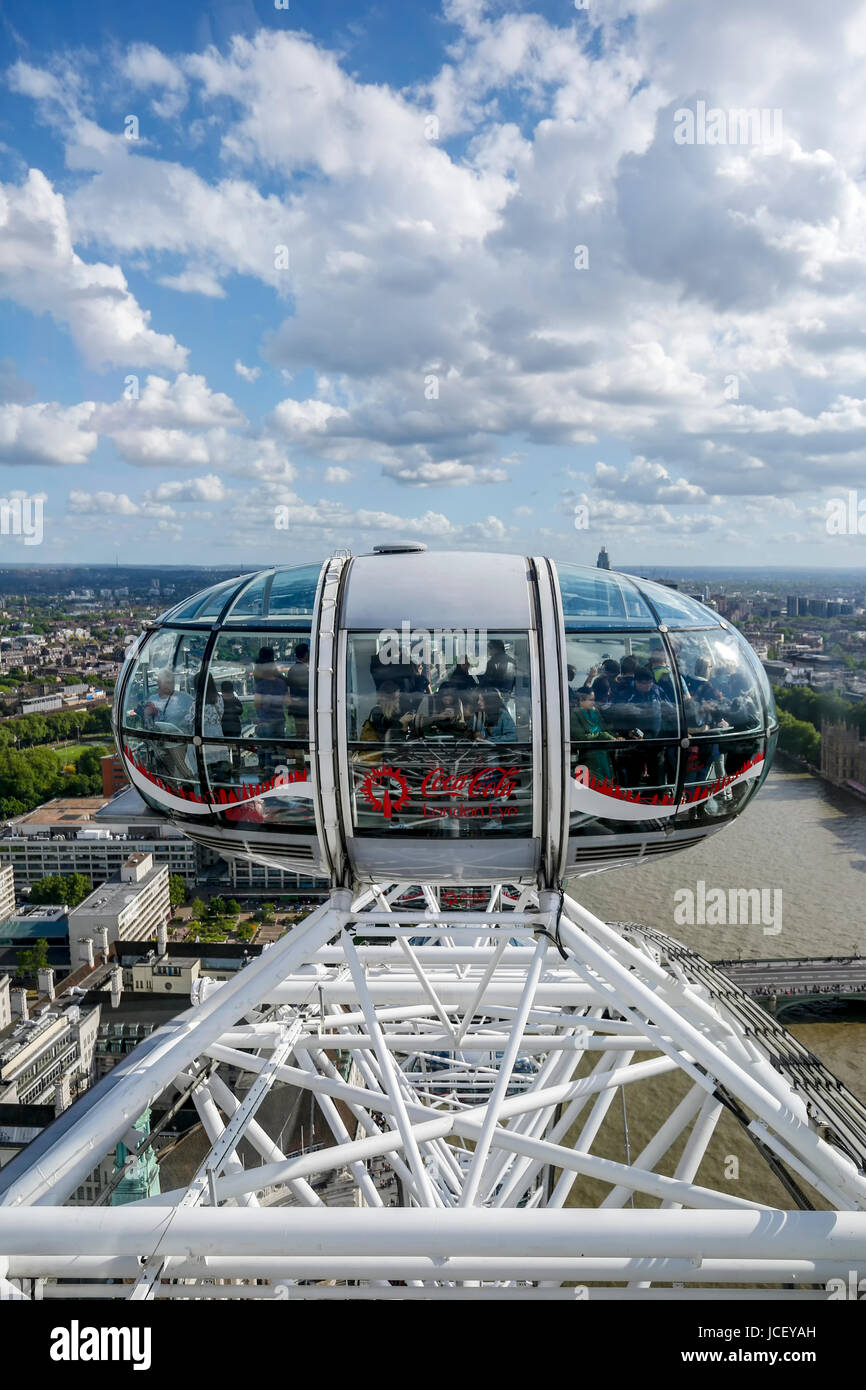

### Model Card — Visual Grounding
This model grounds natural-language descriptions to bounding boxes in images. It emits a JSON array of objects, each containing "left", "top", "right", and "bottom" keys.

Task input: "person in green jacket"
[{"left": 570, "top": 685, "right": 618, "bottom": 782}]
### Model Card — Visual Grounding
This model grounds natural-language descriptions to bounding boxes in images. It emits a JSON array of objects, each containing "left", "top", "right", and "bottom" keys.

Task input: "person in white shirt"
[{"left": 143, "top": 671, "right": 193, "bottom": 729}]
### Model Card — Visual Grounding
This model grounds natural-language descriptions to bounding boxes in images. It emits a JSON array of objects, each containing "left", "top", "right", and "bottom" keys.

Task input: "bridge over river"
[{"left": 713, "top": 956, "right": 866, "bottom": 1013}]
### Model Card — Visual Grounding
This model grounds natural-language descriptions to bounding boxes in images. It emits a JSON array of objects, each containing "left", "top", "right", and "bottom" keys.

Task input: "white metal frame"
[{"left": 2, "top": 883, "right": 865, "bottom": 1301}]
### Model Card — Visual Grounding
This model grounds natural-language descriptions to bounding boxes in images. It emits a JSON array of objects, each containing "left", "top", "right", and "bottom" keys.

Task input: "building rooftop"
[
  {"left": 11, "top": 798, "right": 109, "bottom": 828},
  {"left": 70, "top": 861, "right": 166, "bottom": 919}
]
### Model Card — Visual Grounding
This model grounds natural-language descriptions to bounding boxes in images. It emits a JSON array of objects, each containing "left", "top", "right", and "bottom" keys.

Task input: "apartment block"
[{"left": 67, "top": 853, "right": 171, "bottom": 971}]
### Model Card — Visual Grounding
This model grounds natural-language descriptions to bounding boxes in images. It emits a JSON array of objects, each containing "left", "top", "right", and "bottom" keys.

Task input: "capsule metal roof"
[{"left": 156, "top": 556, "right": 723, "bottom": 630}]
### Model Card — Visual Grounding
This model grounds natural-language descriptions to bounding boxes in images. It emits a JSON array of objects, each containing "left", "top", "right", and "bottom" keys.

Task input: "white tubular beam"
[
  {"left": 192, "top": 1086, "right": 258, "bottom": 1209},
  {"left": 508, "top": 1047, "right": 627, "bottom": 1212},
  {"left": 3, "top": 1208, "right": 866, "bottom": 1258},
  {"left": 292, "top": 1032, "right": 653, "bottom": 1053},
  {"left": 452, "top": 1112, "right": 767, "bottom": 1212},
  {"left": 395, "top": 937, "right": 456, "bottom": 1040},
  {"left": 292, "top": 1046, "right": 387, "bottom": 1210},
  {"left": 307, "top": 1046, "right": 437, "bottom": 1202},
  {"left": 263, "top": 981, "right": 596, "bottom": 1006},
  {"left": 564, "top": 895, "right": 736, "bottom": 1034},
  {"left": 37, "top": 1286, "right": 831, "bottom": 1302},
  {"left": 556, "top": 908, "right": 866, "bottom": 1208},
  {"left": 205, "top": 1072, "right": 322, "bottom": 1210},
  {"left": 207, "top": 1042, "right": 679, "bottom": 1131},
  {"left": 453, "top": 936, "right": 509, "bottom": 1043},
  {"left": 0, "top": 893, "right": 350, "bottom": 1210},
  {"left": 460, "top": 935, "right": 547, "bottom": 1207},
  {"left": 342, "top": 932, "right": 437, "bottom": 1206},
  {"left": 9, "top": 1253, "right": 863, "bottom": 1284},
  {"left": 478, "top": 1024, "right": 584, "bottom": 1200},
  {"left": 214, "top": 1114, "right": 454, "bottom": 1205},
  {"left": 660, "top": 1095, "right": 724, "bottom": 1212},
  {"left": 601, "top": 1085, "right": 708, "bottom": 1210},
  {"left": 345, "top": 911, "right": 548, "bottom": 924}
]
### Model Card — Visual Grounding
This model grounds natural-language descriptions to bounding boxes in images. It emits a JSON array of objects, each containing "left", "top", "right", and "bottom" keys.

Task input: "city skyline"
[{"left": 1, "top": 1, "right": 866, "bottom": 567}]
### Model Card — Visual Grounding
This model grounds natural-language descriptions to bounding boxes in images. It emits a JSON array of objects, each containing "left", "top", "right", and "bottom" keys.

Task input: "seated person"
[
  {"left": 723, "top": 671, "right": 760, "bottom": 731},
  {"left": 566, "top": 664, "right": 579, "bottom": 707},
  {"left": 469, "top": 688, "right": 517, "bottom": 743},
  {"left": 141, "top": 670, "right": 193, "bottom": 729},
  {"left": 360, "top": 679, "right": 415, "bottom": 744},
  {"left": 684, "top": 656, "right": 717, "bottom": 703},
  {"left": 570, "top": 686, "right": 618, "bottom": 780},
  {"left": 443, "top": 655, "right": 478, "bottom": 692},
  {"left": 590, "top": 674, "right": 615, "bottom": 712},
  {"left": 415, "top": 686, "right": 469, "bottom": 738}
]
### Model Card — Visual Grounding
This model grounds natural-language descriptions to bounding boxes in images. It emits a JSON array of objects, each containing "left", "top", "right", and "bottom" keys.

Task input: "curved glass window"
[
  {"left": 680, "top": 734, "right": 765, "bottom": 823},
  {"left": 118, "top": 626, "right": 315, "bottom": 831},
  {"left": 558, "top": 565, "right": 655, "bottom": 629},
  {"left": 205, "top": 631, "right": 314, "bottom": 831},
  {"left": 223, "top": 564, "right": 320, "bottom": 622},
  {"left": 346, "top": 630, "right": 533, "bottom": 837},
  {"left": 120, "top": 629, "right": 208, "bottom": 733},
  {"left": 627, "top": 577, "right": 719, "bottom": 628},
  {"left": 670, "top": 629, "right": 763, "bottom": 736},
  {"left": 160, "top": 576, "right": 249, "bottom": 624},
  {"left": 565, "top": 633, "right": 681, "bottom": 832}
]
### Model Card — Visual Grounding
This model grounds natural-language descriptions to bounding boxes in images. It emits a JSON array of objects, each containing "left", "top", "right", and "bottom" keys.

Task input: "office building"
[
  {"left": 0, "top": 995, "right": 101, "bottom": 1107},
  {"left": 0, "top": 864, "right": 15, "bottom": 923},
  {"left": 0, "top": 795, "right": 201, "bottom": 890},
  {"left": 67, "top": 854, "right": 171, "bottom": 971}
]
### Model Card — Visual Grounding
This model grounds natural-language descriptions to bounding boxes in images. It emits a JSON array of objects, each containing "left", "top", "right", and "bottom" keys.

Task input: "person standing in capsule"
[{"left": 253, "top": 646, "right": 288, "bottom": 776}]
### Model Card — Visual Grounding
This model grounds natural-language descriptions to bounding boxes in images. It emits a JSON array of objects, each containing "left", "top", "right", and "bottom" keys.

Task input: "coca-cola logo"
[
  {"left": 420, "top": 766, "right": 519, "bottom": 800},
  {"left": 361, "top": 763, "right": 520, "bottom": 817}
]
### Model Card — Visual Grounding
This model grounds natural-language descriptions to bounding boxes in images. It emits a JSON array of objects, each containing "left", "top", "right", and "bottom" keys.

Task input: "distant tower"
[{"left": 596, "top": 544, "right": 610, "bottom": 570}]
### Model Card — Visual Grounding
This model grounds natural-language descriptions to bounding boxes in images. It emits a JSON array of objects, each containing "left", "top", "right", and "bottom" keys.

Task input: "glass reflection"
[
  {"left": 670, "top": 630, "right": 762, "bottom": 735},
  {"left": 348, "top": 631, "right": 532, "bottom": 837},
  {"left": 121, "top": 630, "right": 207, "bottom": 732},
  {"left": 122, "top": 732, "right": 204, "bottom": 803}
]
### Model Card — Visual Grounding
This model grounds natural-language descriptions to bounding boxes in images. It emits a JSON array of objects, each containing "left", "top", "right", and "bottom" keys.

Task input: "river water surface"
[{"left": 563, "top": 765, "right": 866, "bottom": 1208}]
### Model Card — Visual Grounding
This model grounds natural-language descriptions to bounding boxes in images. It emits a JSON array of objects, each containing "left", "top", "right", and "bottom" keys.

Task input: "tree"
[
  {"left": 208, "top": 895, "right": 226, "bottom": 919},
  {"left": 28, "top": 872, "right": 93, "bottom": 908},
  {"left": 226, "top": 898, "right": 242, "bottom": 917},
  {"left": 16, "top": 937, "right": 49, "bottom": 980},
  {"left": 190, "top": 897, "right": 206, "bottom": 921},
  {"left": 169, "top": 874, "right": 188, "bottom": 908},
  {"left": 777, "top": 709, "right": 821, "bottom": 764},
  {"left": 260, "top": 902, "right": 276, "bottom": 923}
]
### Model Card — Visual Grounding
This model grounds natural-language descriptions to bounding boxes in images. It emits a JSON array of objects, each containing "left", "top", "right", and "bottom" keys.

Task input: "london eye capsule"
[{"left": 113, "top": 548, "right": 777, "bottom": 885}]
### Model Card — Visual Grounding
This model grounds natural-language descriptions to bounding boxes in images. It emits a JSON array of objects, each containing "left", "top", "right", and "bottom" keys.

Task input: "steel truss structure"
[{"left": 1, "top": 884, "right": 866, "bottom": 1301}]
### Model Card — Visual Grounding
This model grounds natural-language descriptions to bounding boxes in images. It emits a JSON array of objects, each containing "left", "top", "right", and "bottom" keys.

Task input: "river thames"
[{"left": 564, "top": 764, "right": 866, "bottom": 1206}]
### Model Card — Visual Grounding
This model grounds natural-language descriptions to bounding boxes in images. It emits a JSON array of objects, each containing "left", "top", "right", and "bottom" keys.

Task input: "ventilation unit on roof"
[{"left": 371, "top": 542, "right": 427, "bottom": 554}]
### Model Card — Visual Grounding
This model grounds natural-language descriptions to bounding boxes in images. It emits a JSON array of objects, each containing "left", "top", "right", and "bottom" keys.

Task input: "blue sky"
[{"left": 1, "top": 0, "right": 866, "bottom": 568}]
